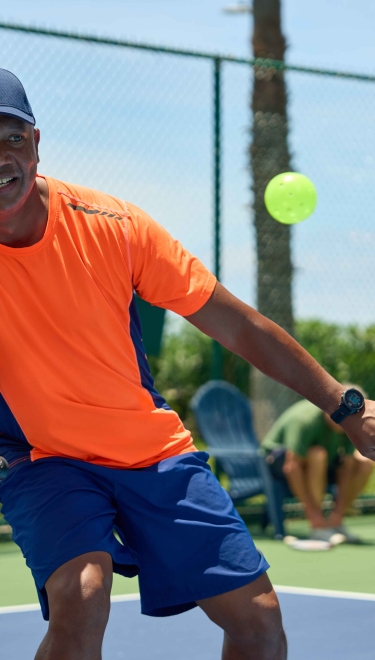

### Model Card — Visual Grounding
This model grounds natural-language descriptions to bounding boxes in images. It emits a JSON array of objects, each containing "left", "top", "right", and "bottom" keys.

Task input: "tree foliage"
[
  {"left": 149, "top": 321, "right": 250, "bottom": 423},
  {"left": 149, "top": 319, "right": 375, "bottom": 427},
  {"left": 295, "top": 321, "right": 375, "bottom": 399}
]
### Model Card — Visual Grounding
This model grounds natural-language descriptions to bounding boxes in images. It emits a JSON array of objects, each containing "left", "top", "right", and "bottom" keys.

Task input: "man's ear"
[{"left": 34, "top": 127, "right": 41, "bottom": 164}]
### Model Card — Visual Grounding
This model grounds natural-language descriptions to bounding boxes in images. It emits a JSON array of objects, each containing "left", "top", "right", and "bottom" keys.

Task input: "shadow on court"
[{"left": 0, "top": 592, "right": 374, "bottom": 659}]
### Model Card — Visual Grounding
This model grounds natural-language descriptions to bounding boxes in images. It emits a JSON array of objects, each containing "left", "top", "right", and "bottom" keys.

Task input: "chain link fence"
[{"left": 1, "top": 23, "right": 375, "bottom": 432}]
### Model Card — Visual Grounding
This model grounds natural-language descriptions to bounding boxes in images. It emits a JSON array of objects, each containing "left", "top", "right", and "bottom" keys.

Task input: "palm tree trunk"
[{"left": 250, "top": 0, "right": 298, "bottom": 438}]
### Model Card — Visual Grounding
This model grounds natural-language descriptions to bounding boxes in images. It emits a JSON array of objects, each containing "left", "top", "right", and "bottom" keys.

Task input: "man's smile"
[{"left": 0, "top": 176, "right": 18, "bottom": 194}]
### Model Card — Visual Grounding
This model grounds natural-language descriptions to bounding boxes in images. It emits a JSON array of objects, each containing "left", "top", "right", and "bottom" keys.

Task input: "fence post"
[{"left": 212, "top": 57, "right": 223, "bottom": 380}]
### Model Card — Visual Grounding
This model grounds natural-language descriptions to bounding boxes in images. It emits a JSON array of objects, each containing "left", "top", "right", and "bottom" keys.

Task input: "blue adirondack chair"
[{"left": 190, "top": 380, "right": 285, "bottom": 539}]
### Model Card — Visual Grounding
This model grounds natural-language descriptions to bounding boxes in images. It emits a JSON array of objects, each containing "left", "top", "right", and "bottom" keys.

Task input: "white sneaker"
[
  {"left": 334, "top": 525, "right": 362, "bottom": 544},
  {"left": 310, "top": 528, "right": 337, "bottom": 543},
  {"left": 310, "top": 528, "right": 346, "bottom": 545}
]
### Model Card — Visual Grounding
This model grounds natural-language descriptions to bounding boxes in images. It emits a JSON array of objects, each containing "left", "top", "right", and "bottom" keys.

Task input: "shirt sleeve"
[{"left": 123, "top": 202, "right": 217, "bottom": 316}]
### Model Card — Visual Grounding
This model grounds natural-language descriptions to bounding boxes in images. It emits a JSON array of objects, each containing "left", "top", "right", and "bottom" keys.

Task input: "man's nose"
[{"left": 0, "top": 144, "right": 14, "bottom": 170}]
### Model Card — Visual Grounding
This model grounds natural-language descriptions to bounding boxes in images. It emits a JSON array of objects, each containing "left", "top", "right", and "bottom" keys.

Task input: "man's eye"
[{"left": 8, "top": 135, "right": 24, "bottom": 143}]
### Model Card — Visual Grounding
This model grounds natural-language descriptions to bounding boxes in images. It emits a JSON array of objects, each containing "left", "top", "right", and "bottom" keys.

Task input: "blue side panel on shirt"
[
  {"left": 0, "top": 393, "right": 32, "bottom": 464},
  {"left": 129, "top": 295, "right": 171, "bottom": 411}
]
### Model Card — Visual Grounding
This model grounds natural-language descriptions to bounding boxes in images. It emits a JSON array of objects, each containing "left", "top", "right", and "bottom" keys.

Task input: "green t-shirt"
[{"left": 262, "top": 399, "right": 355, "bottom": 465}]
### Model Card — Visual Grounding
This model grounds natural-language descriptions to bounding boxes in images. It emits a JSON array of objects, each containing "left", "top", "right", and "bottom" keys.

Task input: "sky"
[{"left": 1, "top": 1, "right": 375, "bottom": 326}]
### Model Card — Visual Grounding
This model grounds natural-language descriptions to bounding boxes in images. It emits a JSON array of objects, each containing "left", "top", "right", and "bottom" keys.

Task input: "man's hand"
[
  {"left": 185, "top": 282, "right": 375, "bottom": 462},
  {"left": 341, "top": 401, "right": 375, "bottom": 461}
]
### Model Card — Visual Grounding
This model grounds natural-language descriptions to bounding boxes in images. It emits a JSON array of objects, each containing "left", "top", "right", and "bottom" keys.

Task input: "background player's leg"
[
  {"left": 328, "top": 451, "right": 374, "bottom": 527},
  {"left": 34, "top": 551, "right": 113, "bottom": 660},
  {"left": 197, "top": 574, "right": 287, "bottom": 660},
  {"left": 305, "top": 445, "right": 328, "bottom": 509}
]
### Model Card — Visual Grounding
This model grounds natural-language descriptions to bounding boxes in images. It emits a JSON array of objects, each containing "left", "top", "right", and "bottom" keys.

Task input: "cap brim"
[{"left": 0, "top": 106, "right": 35, "bottom": 125}]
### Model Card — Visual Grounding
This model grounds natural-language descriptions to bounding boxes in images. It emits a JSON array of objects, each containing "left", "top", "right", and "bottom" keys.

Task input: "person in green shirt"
[{"left": 262, "top": 388, "right": 374, "bottom": 542}]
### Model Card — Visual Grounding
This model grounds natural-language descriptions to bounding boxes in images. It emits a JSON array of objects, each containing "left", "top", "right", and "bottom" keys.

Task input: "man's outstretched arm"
[{"left": 184, "top": 282, "right": 375, "bottom": 460}]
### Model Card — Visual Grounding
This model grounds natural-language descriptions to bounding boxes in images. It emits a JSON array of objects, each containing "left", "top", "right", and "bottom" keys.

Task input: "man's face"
[{"left": 0, "top": 115, "right": 40, "bottom": 214}]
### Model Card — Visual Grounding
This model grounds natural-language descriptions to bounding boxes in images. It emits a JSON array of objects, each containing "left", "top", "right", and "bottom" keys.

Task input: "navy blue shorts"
[{"left": 0, "top": 451, "right": 269, "bottom": 620}]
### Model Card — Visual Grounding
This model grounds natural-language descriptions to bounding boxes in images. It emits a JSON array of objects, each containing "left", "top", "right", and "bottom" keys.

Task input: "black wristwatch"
[{"left": 330, "top": 388, "right": 365, "bottom": 424}]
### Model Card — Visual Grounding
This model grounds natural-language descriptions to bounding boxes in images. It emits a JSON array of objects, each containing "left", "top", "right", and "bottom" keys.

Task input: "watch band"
[{"left": 330, "top": 404, "right": 352, "bottom": 424}]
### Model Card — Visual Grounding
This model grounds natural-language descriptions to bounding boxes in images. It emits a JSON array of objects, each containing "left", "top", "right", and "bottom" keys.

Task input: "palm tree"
[{"left": 250, "top": 0, "right": 298, "bottom": 437}]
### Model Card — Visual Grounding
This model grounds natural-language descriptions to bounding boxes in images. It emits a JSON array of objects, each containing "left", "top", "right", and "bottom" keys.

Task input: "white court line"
[
  {"left": 111, "top": 593, "right": 140, "bottom": 603},
  {"left": 0, "top": 593, "right": 140, "bottom": 615},
  {"left": 1, "top": 586, "right": 375, "bottom": 615},
  {"left": 275, "top": 585, "right": 375, "bottom": 601},
  {"left": 0, "top": 603, "right": 41, "bottom": 615}
]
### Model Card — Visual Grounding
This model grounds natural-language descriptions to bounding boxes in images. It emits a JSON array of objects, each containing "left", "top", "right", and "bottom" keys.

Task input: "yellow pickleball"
[{"left": 264, "top": 172, "right": 317, "bottom": 224}]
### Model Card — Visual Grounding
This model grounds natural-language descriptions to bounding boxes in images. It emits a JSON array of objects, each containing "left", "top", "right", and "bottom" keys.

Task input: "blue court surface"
[{"left": 1, "top": 588, "right": 374, "bottom": 659}]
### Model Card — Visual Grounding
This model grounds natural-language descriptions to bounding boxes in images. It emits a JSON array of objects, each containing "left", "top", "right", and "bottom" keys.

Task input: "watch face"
[{"left": 343, "top": 389, "right": 364, "bottom": 410}]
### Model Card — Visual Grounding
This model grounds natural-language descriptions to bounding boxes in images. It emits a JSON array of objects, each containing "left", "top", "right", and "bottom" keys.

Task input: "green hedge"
[
  {"left": 150, "top": 318, "right": 375, "bottom": 424},
  {"left": 295, "top": 321, "right": 375, "bottom": 399},
  {"left": 148, "top": 321, "right": 249, "bottom": 424}
]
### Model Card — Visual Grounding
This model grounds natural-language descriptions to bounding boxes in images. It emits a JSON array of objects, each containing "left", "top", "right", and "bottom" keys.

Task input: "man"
[
  {"left": 0, "top": 69, "right": 374, "bottom": 660},
  {"left": 263, "top": 390, "right": 374, "bottom": 543}
]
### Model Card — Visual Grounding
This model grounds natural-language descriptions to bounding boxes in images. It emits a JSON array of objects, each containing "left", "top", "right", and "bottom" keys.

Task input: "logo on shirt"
[{"left": 67, "top": 202, "right": 123, "bottom": 221}]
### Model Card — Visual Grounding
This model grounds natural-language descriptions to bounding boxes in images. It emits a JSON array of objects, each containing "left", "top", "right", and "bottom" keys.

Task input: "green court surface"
[
  {"left": 0, "top": 541, "right": 139, "bottom": 608},
  {"left": 1, "top": 515, "right": 375, "bottom": 608},
  {"left": 255, "top": 515, "right": 375, "bottom": 594}
]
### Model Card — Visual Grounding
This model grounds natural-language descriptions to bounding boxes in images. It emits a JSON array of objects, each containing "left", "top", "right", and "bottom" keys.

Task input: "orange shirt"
[{"left": 0, "top": 176, "right": 216, "bottom": 468}]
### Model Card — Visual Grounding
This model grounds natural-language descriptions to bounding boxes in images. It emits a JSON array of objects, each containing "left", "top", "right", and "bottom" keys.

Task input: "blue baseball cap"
[{"left": 0, "top": 68, "right": 35, "bottom": 126}]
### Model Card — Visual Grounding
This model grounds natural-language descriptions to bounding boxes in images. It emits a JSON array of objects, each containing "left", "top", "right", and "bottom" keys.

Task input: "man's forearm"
[
  {"left": 186, "top": 282, "right": 342, "bottom": 415},
  {"left": 232, "top": 311, "right": 341, "bottom": 414}
]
